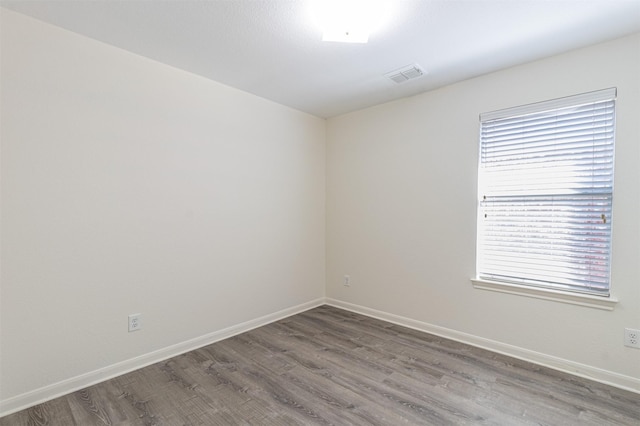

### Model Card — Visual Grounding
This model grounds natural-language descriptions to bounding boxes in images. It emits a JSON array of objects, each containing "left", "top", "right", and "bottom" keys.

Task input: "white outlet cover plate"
[
  {"left": 624, "top": 328, "right": 640, "bottom": 348},
  {"left": 128, "top": 313, "right": 142, "bottom": 332}
]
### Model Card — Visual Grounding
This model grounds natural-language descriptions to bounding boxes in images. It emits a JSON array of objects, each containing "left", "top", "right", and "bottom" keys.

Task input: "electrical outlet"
[
  {"left": 624, "top": 328, "right": 640, "bottom": 348},
  {"left": 343, "top": 275, "right": 350, "bottom": 287},
  {"left": 128, "top": 313, "right": 142, "bottom": 332}
]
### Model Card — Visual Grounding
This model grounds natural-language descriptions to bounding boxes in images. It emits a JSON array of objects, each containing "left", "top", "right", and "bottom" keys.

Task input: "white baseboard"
[
  {"left": 326, "top": 298, "right": 640, "bottom": 395},
  {"left": 0, "top": 298, "right": 325, "bottom": 417},
  {"left": 4, "top": 296, "right": 637, "bottom": 417}
]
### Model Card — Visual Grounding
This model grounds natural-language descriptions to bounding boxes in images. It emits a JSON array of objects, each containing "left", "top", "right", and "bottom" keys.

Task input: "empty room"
[{"left": 1, "top": 0, "right": 639, "bottom": 424}]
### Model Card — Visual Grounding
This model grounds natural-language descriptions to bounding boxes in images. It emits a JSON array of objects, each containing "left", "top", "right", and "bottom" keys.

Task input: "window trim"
[
  {"left": 479, "top": 88, "right": 616, "bottom": 122},
  {"left": 475, "top": 88, "right": 617, "bottom": 303},
  {"left": 471, "top": 278, "right": 618, "bottom": 311}
]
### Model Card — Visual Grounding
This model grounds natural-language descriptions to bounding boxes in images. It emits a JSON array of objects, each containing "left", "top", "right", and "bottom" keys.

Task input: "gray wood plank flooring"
[{"left": 1, "top": 305, "right": 639, "bottom": 425}]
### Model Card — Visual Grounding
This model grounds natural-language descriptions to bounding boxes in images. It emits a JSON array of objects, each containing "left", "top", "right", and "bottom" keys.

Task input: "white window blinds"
[{"left": 477, "top": 88, "right": 616, "bottom": 296}]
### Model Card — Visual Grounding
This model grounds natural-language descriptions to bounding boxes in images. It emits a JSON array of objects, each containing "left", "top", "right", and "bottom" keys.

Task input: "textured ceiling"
[{"left": 2, "top": 0, "right": 640, "bottom": 118}]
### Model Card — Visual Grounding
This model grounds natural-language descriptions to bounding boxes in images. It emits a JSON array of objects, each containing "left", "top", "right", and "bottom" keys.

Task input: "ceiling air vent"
[{"left": 384, "top": 64, "right": 425, "bottom": 84}]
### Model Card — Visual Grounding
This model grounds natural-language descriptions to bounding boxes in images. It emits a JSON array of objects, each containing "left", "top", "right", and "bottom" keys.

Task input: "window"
[{"left": 476, "top": 88, "right": 616, "bottom": 297}]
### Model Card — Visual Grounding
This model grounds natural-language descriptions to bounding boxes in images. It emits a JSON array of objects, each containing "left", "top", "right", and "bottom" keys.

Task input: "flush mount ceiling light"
[{"left": 310, "top": 0, "right": 390, "bottom": 43}]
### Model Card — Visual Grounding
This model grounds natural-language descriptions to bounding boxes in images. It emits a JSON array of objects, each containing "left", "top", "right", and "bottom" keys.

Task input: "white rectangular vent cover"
[{"left": 384, "top": 64, "right": 425, "bottom": 83}]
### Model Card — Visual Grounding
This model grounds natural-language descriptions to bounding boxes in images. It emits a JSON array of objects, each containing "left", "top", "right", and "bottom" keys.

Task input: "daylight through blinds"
[{"left": 477, "top": 88, "right": 616, "bottom": 296}]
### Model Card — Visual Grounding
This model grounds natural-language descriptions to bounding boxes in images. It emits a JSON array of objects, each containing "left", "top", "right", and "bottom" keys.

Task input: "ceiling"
[{"left": 2, "top": 0, "right": 640, "bottom": 118}]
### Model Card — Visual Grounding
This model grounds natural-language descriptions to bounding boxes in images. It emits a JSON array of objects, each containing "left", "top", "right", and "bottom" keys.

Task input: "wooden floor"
[{"left": 1, "top": 305, "right": 639, "bottom": 425}]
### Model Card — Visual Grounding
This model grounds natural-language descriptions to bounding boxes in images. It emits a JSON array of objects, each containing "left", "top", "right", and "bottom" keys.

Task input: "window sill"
[{"left": 470, "top": 279, "right": 618, "bottom": 311}]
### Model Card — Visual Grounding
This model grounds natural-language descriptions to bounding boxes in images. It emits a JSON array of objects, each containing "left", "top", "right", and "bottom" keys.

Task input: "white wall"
[
  {"left": 0, "top": 9, "right": 325, "bottom": 411},
  {"left": 327, "top": 33, "right": 640, "bottom": 391}
]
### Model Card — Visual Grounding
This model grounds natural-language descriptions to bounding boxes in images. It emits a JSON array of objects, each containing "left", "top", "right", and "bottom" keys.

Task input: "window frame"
[{"left": 473, "top": 88, "right": 618, "bottom": 309}]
